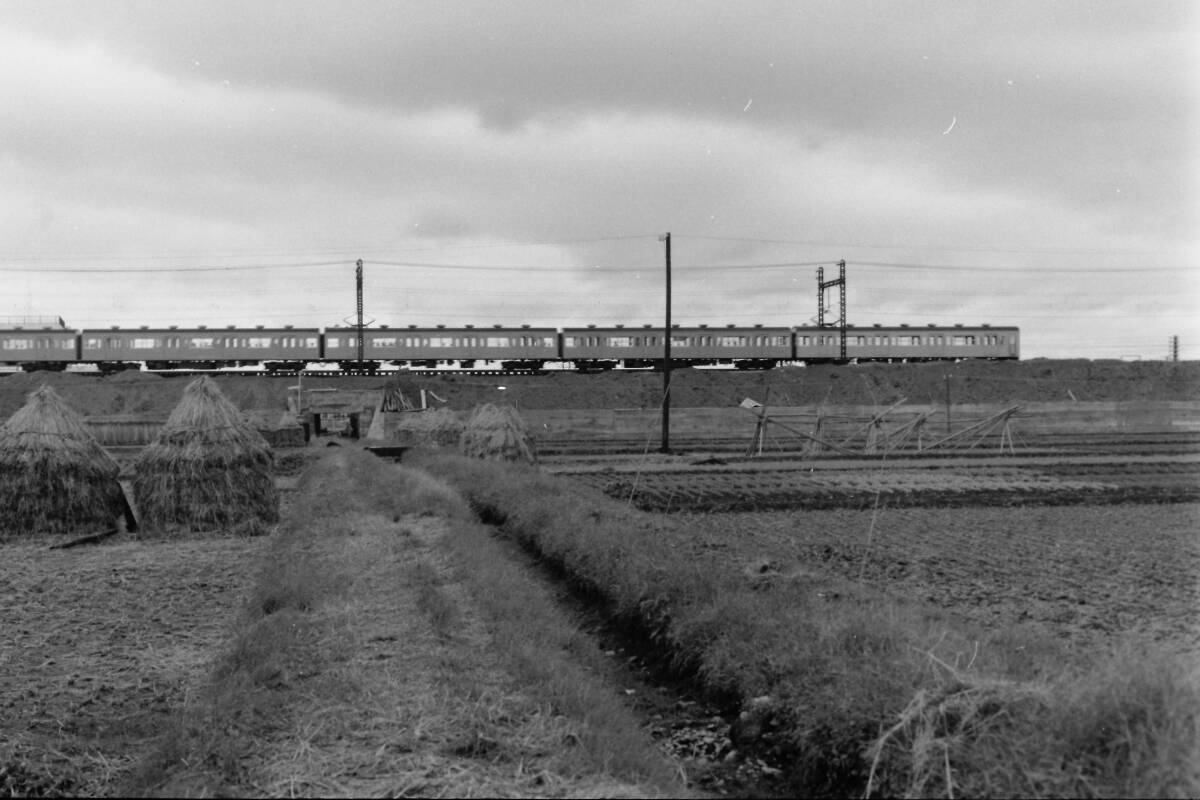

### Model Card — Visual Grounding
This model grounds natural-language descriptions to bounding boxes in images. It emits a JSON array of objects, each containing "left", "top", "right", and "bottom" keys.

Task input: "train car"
[
  {"left": 79, "top": 325, "right": 321, "bottom": 372},
  {"left": 561, "top": 324, "right": 793, "bottom": 370},
  {"left": 322, "top": 325, "right": 560, "bottom": 370},
  {"left": 794, "top": 324, "right": 1019, "bottom": 363},
  {"left": 0, "top": 322, "right": 79, "bottom": 371}
]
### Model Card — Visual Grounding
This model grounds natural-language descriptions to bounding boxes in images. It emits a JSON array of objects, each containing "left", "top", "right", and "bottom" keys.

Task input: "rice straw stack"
[
  {"left": 132, "top": 375, "right": 278, "bottom": 531},
  {"left": 459, "top": 403, "right": 537, "bottom": 464},
  {"left": 0, "top": 384, "right": 124, "bottom": 538},
  {"left": 394, "top": 408, "right": 463, "bottom": 448}
]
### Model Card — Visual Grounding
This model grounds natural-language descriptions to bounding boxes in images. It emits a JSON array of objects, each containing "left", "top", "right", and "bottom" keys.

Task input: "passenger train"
[{"left": 0, "top": 319, "right": 1018, "bottom": 373}]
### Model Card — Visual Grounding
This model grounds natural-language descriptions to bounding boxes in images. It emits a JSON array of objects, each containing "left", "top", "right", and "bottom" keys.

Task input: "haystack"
[
  {"left": 459, "top": 403, "right": 536, "bottom": 464},
  {"left": 393, "top": 408, "right": 463, "bottom": 449},
  {"left": 0, "top": 384, "right": 125, "bottom": 538},
  {"left": 132, "top": 376, "right": 278, "bottom": 531}
]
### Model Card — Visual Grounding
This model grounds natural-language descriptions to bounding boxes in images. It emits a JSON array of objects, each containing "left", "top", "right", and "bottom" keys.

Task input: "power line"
[
  {"left": 0, "top": 259, "right": 350, "bottom": 274},
  {"left": 849, "top": 260, "right": 1194, "bottom": 273},
  {"left": 0, "top": 234, "right": 662, "bottom": 263}
]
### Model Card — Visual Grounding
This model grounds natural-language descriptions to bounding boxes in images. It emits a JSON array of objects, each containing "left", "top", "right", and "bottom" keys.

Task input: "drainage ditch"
[{"left": 473, "top": 511, "right": 795, "bottom": 798}]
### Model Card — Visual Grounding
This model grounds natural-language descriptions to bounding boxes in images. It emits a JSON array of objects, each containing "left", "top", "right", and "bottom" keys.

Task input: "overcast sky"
[{"left": 1, "top": 1, "right": 1196, "bottom": 359}]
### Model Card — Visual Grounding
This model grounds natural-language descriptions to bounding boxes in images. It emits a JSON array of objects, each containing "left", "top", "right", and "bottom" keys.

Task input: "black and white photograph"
[{"left": 1, "top": 2, "right": 1197, "bottom": 797}]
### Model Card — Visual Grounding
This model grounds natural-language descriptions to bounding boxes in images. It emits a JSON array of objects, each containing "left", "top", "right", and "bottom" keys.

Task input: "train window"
[
  {"left": 429, "top": 337, "right": 453, "bottom": 347},
  {"left": 131, "top": 338, "right": 158, "bottom": 349},
  {"left": 327, "top": 336, "right": 340, "bottom": 348},
  {"left": 485, "top": 337, "right": 509, "bottom": 347},
  {"left": 717, "top": 336, "right": 744, "bottom": 347},
  {"left": 188, "top": 337, "right": 214, "bottom": 349},
  {"left": 60, "top": 339, "right": 75, "bottom": 349},
  {"left": 608, "top": 337, "right": 631, "bottom": 348},
  {"left": 372, "top": 337, "right": 397, "bottom": 348},
  {"left": 248, "top": 337, "right": 273, "bottom": 348},
  {"left": 1, "top": 338, "right": 29, "bottom": 350}
]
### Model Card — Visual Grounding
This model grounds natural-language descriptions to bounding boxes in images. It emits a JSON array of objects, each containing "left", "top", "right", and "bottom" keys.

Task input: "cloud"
[{"left": 0, "top": 3, "right": 1196, "bottom": 358}]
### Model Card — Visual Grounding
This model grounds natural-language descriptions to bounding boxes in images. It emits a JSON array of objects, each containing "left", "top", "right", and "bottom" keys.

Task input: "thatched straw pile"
[
  {"left": 132, "top": 376, "right": 278, "bottom": 532},
  {"left": 0, "top": 384, "right": 125, "bottom": 538},
  {"left": 459, "top": 403, "right": 536, "bottom": 464},
  {"left": 393, "top": 408, "right": 463, "bottom": 448}
]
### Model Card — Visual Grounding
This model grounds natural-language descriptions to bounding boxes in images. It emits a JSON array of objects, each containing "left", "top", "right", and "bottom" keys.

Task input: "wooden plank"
[{"left": 118, "top": 479, "right": 141, "bottom": 532}]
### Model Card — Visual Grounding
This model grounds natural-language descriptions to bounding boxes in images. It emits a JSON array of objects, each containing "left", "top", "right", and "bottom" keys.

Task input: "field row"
[{"left": 571, "top": 461, "right": 1200, "bottom": 512}]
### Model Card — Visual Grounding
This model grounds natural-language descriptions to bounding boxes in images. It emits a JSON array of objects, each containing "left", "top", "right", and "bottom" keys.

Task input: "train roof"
[{"left": 78, "top": 325, "right": 321, "bottom": 333}]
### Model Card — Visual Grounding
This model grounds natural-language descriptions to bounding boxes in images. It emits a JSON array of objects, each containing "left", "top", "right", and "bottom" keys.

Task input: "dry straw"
[
  {"left": 459, "top": 403, "right": 536, "bottom": 464},
  {"left": 393, "top": 408, "right": 463, "bottom": 449},
  {"left": 133, "top": 376, "right": 278, "bottom": 532},
  {"left": 0, "top": 384, "right": 125, "bottom": 538}
]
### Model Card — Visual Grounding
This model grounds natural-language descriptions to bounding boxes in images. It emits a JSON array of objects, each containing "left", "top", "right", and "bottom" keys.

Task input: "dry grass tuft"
[
  {"left": 864, "top": 643, "right": 1200, "bottom": 799},
  {"left": 132, "top": 375, "right": 278, "bottom": 532},
  {"left": 460, "top": 403, "right": 537, "bottom": 463},
  {"left": 0, "top": 384, "right": 125, "bottom": 538}
]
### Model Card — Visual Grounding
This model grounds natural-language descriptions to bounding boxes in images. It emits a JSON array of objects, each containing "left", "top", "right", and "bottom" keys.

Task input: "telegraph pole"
[
  {"left": 355, "top": 259, "right": 365, "bottom": 368},
  {"left": 660, "top": 232, "right": 672, "bottom": 453}
]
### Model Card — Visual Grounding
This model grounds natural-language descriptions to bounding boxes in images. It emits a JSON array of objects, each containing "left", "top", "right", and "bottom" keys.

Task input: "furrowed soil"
[
  {"left": 0, "top": 538, "right": 260, "bottom": 796},
  {"left": 668, "top": 504, "right": 1200, "bottom": 655},
  {"left": 571, "top": 455, "right": 1200, "bottom": 511}
]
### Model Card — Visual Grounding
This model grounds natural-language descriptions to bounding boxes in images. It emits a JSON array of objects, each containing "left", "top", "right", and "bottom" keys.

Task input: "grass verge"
[
  {"left": 410, "top": 450, "right": 1200, "bottom": 798},
  {"left": 126, "top": 448, "right": 685, "bottom": 797}
]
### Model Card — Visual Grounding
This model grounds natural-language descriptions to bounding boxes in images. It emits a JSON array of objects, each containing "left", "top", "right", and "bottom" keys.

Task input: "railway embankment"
[{"left": 523, "top": 400, "right": 1200, "bottom": 445}]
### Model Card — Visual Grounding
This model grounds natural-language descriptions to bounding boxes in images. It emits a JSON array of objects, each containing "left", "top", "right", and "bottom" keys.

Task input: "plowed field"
[
  {"left": 0, "top": 538, "right": 260, "bottom": 795},
  {"left": 670, "top": 503, "right": 1200, "bottom": 654},
  {"left": 567, "top": 455, "right": 1200, "bottom": 511}
]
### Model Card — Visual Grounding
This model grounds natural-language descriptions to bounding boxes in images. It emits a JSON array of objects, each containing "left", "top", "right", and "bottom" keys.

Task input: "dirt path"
[{"left": 0, "top": 537, "right": 262, "bottom": 795}]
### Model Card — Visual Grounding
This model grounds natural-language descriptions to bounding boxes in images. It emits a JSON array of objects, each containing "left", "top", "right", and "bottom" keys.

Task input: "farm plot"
[
  {"left": 575, "top": 457, "right": 1200, "bottom": 512},
  {"left": 675, "top": 503, "right": 1200, "bottom": 653},
  {"left": 584, "top": 465, "right": 1120, "bottom": 512},
  {"left": 0, "top": 538, "right": 260, "bottom": 795}
]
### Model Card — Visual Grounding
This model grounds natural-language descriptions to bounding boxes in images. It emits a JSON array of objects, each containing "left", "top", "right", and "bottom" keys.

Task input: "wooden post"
[{"left": 944, "top": 374, "right": 952, "bottom": 435}]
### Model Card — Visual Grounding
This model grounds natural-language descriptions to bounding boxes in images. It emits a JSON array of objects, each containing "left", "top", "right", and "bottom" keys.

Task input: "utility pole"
[
  {"left": 660, "top": 232, "right": 672, "bottom": 454},
  {"left": 817, "top": 260, "right": 847, "bottom": 361},
  {"left": 1169, "top": 335, "right": 1179, "bottom": 362},
  {"left": 356, "top": 259, "right": 364, "bottom": 368}
]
